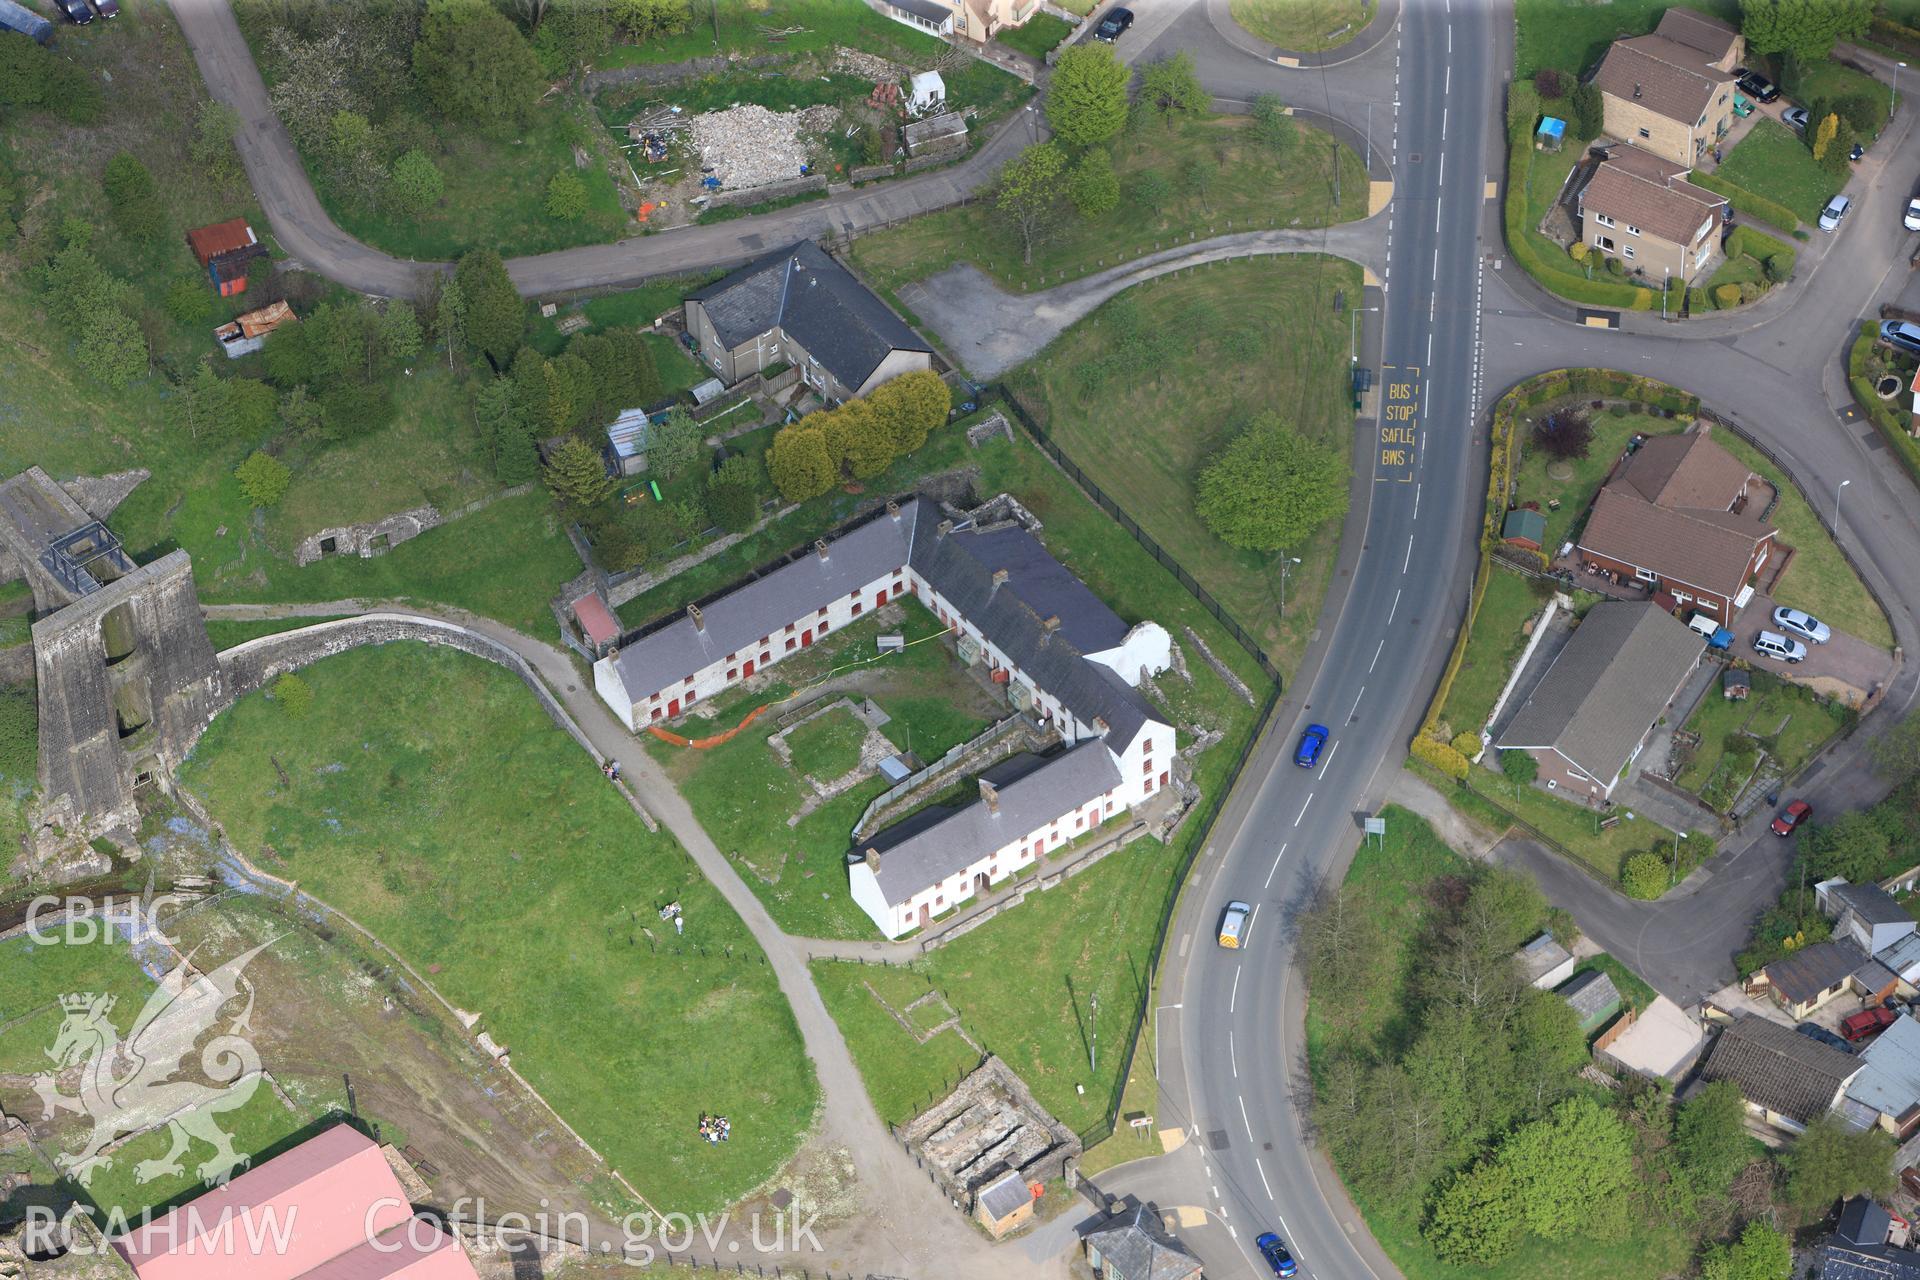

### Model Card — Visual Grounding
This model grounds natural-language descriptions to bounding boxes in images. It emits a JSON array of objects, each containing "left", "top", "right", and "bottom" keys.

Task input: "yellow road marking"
[{"left": 1368, "top": 180, "right": 1394, "bottom": 216}]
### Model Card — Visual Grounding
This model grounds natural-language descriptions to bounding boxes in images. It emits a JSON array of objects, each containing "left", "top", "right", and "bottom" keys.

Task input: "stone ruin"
[{"left": 896, "top": 1055, "right": 1080, "bottom": 1215}]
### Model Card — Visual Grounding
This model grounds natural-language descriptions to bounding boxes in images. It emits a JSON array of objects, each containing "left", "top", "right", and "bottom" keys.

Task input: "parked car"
[
  {"left": 86, "top": 0, "right": 117, "bottom": 15},
  {"left": 1771, "top": 606, "right": 1831, "bottom": 645},
  {"left": 1256, "top": 1233, "right": 1298, "bottom": 1279},
  {"left": 1783, "top": 106, "right": 1810, "bottom": 131},
  {"left": 1294, "top": 723, "right": 1330, "bottom": 769},
  {"left": 1217, "top": 900, "right": 1253, "bottom": 949},
  {"left": 1092, "top": 5, "right": 1132, "bottom": 39},
  {"left": 1906, "top": 197, "right": 1920, "bottom": 232},
  {"left": 1883, "top": 320, "right": 1920, "bottom": 357},
  {"left": 1771, "top": 799, "right": 1812, "bottom": 836},
  {"left": 1843, "top": 1007, "right": 1901, "bottom": 1043},
  {"left": 1796, "top": 1021, "right": 1855, "bottom": 1053},
  {"left": 1819, "top": 194, "right": 1852, "bottom": 232},
  {"left": 1735, "top": 69, "right": 1780, "bottom": 102},
  {"left": 1753, "top": 630, "right": 1807, "bottom": 663},
  {"left": 50, "top": 0, "right": 90, "bottom": 22}
]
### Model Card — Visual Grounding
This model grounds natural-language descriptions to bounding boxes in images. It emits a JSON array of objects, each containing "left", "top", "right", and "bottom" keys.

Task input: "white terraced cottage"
[{"left": 593, "top": 497, "right": 1175, "bottom": 937}]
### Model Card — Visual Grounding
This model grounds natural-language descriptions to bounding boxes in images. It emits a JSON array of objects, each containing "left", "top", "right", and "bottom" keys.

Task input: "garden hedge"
[{"left": 1504, "top": 136, "right": 1654, "bottom": 310}]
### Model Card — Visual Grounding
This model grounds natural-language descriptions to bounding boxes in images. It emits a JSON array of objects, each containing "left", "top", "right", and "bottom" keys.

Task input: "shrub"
[
  {"left": 1413, "top": 735, "right": 1470, "bottom": 781},
  {"left": 272, "top": 673, "right": 314, "bottom": 719},
  {"left": 1532, "top": 68, "right": 1564, "bottom": 99},
  {"left": 1451, "top": 731, "right": 1481, "bottom": 760},
  {"left": 388, "top": 148, "right": 445, "bottom": 215},
  {"left": 1714, "top": 283, "right": 1741, "bottom": 309},
  {"left": 1621, "top": 851, "right": 1668, "bottom": 900},
  {"left": 163, "top": 279, "right": 212, "bottom": 327},
  {"left": 1604, "top": 255, "right": 1624, "bottom": 276},
  {"left": 102, "top": 152, "right": 164, "bottom": 244},
  {"left": 545, "top": 169, "right": 589, "bottom": 221},
  {"left": 234, "top": 450, "right": 292, "bottom": 507},
  {"left": 1567, "top": 241, "right": 1588, "bottom": 263},
  {"left": 0, "top": 686, "right": 35, "bottom": 782},
  {"left": 1502, "top": 750, "right": 1538, "bottom": 785},
  {"left": 1531, "top": 407, "right": 1593, "bottom": 460}
]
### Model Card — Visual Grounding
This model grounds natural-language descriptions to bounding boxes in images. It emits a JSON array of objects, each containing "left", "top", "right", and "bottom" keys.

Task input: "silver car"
[
  {"left": 1772, "top": 606, "right": 1831, "bottom": 644},
  {"left": 1819, "top": 195, "right": 1852, "bottom": 232},
  {"left": 1753, "top": 630, "right": 1808, "bottom": 664}
]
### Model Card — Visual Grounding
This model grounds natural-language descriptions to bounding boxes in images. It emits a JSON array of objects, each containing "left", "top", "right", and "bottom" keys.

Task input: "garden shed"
[
  {"left": 1536, "top": 116, "right": 1566, "bottom": 151},
  {"left": 1502, "top": 507, "right": 1547, "bottom": 552}
]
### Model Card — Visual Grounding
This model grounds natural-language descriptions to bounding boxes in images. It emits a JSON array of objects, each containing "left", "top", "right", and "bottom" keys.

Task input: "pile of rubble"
[
  {"left": 689, "top": 103, "right": 838, "bottom": 190},
  {"left": 832, "top": 46, "right": 904, "bottom": 82}
]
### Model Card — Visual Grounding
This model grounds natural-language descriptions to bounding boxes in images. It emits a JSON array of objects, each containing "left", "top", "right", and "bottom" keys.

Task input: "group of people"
[
  {"left": 698, "top": 1114, "right": 732, "bottom": 1144},
  {"left": 602, "top": 759, "right": 623, "bottom": 782}
]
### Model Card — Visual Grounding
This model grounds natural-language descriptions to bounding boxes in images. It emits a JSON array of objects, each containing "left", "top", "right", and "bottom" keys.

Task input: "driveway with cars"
[{"left": 1728, "top": 593, "right": 1896, "bottom": 702}]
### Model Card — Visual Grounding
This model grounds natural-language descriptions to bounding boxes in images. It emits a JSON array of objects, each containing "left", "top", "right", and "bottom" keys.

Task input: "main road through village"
[{"left": 173, "top": 0, "right": 1920, "bottom": 1275}]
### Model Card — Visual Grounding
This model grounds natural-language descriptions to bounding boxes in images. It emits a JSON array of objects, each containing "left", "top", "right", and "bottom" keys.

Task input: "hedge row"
[
  {"left": 1684, "top": 169, "right": 1801, "bottom": 235},
  {"left": 1871, "top": 14, "right": 1920, "bottom": 60},
  {"left": 1504, "top": 138, "right": 1655, "bottom": 310},
  {"left": 1848, "top": 321, "right": 1920, "bottom": 488},
  {"left": 1727, "top": 224, "right": 1796, "bottom": 278}
]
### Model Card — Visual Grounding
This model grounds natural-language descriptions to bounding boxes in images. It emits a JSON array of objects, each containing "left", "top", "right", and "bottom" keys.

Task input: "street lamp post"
[
  {"left": 1836, "top": 478, "right": 1851, "bottom": 540},
  {"left": 1279, "top": 555, "right": 1303, "bottom": 617}
]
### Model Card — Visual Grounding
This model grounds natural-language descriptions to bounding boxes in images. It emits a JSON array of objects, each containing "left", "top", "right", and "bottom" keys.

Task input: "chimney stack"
[
  {"left": 980, "top": 778, "right": 1000, "bottom": 816},
  {"left": 814, "top": 538, "right": 830, "bottom": 562},
  {"left": 886, "top": 499, "right": 901, "bottom": 522},
  {"left": 863, "top": 847, "right": 880, "bottom": 871},
  {"left": 1093, "top": 716, "right": 1110, "bottom": 735},
  {"left": 688, "top": 604, "right": 705, "bottom": 632},
  {"left": 937, "top": 519, "right": 954, "bottom": 538},
  {"left": 991, "top": 568, "right": 1009, "bottom": 589},
  {"left": 1041, "top": 615, "right": 1061, "bottom": 643}
]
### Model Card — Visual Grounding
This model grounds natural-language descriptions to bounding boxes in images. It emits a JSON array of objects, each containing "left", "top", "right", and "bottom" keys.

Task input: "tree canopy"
[
  {"left": 1194, "top": 416, "right": 1348, "bottom": 551},
  {"left": 454, "top": 248, "right": 526, "bottom": 365},
  {"left": 994, "top": 142, "right": 1070, "bottom": 266},
  {"left": 1138, "top": 51, "right": 1209, "bottom": 127},
  {"left": 1739, "top": 0, "right": 1872, "bottom": 58},
  {"left": 413, "top": 0, "right": 545, "bottom": 130},
  {"left": 1046, "top": 44, "right": 1130, "bottom": 146}
]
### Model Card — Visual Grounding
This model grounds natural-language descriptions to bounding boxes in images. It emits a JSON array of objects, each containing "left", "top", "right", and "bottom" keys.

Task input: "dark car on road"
[
  {"left": 1796, "top": 1021, "right": 1855, "bottom": 1053},
  {"left": 1295, "top": 723, "right": 1329, "bottom": 769},
  {"left": 1771, "top": 799, "right": 1812, "bottom": 836},
  {"left": 1735, "top": 69, "right": 1780, "bottom": 102},
  {"left": 1256, "top": 1232, "right": 1298, "bottom": 1278},
  {"left": 1093, "top": 6, "right": 1132, "bottom": 39}
]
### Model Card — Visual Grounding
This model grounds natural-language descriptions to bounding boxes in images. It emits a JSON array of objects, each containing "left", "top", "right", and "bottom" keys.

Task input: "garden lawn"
[
  {"left": 178, "top": 644, "right": 818, "bottom": 1212},
  {"left": 995, "top": 14, "right": 1073, "bottom": 58},
  {"left": 593, "top": 0, "right": 945, "bottom": 68},
  {"left": 1672, "top": 669, "right": 1852, "bottom": 794},
  {"left": 1715, "top": 120, "right": 1842, "bottom": 224},
  {"left": 785, "top": 706, "right": 877, "bottom": 782},
  {"left": 1438, "top": 567, "right": 1548, "bottom": 740},
  {"left": 1515, "top": 0, "right": 1738, "bottom": 78},
  {"left": 1506, "top": 407, "right": 1642, "bottom": 553},
  {"left": 808, "top": 961, "right": 984, "bottom": 1126},
  {"left": 848, "top": 115, "right": 1365, "bottom": 299},
  {"left": 1440, "top": 759, "right": 1673, "bottom": 883},
  {"left": 1229, "top": 0, "right": 1378, "bottom": 51},
  {"left": 1005, "top": 257, "right": 1359, "bottom": 671},
  {"left": 1790, "top": 58, "right": 1896, "bottom": 137}
]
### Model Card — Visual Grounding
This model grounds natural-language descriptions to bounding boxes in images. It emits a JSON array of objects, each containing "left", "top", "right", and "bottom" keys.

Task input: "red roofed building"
[
  {"left": 112, "top": 1125, "right": 479, "bottom": 1280},
  {"left": 185, "top": 217, "right": 268, "bottom": 296},
  {"left": 571, "top": 591, "right": 621, "bottom": 657}
]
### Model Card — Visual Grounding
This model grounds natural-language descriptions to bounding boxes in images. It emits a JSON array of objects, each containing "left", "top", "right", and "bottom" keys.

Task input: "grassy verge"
[
  {"left": 994, "top": 14, "right": 1073, "bottom": 58},
  {"left": 1463, "top": 763, "right": 1670, "bottom": 881},
  {"left": 202, "top": 616, "right": 355, "bottom": 650},
  {"left": 848, "top": 115, "right": 1365, "bottom": 297},
  {"left": 1437, "top": 568, "right": 1550, "bottom": 739},
  {"left": 178, "top": 644, "right": 818, "bottom": 1212},
  {"left": 1005, "top": 256, "right": 1358, "bottom": 671},
  {"left": 1715, "top": 119, "right": 1840, "bottom": 224},
  {"left": 1228, "top": 0, "right": 1378, "bottom": 50},
  {"left": 1848, "top": 321, "right": 1920, "bottom": 486},
  {"left": 1685, "top": 169, "right": 1802, "bottom": 234}
]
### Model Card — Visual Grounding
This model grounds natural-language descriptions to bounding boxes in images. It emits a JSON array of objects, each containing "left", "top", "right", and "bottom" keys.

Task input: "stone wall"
[
  {"left": 60, "top": 469, "right": 149, "bottom": 522},
  {"left": 293, "top": 484, "right": 535, "bottom": 567},
  {"left": 704, "top": 173, "right": 828, "bottom": 210},
  {"left": 897, "top": 1055, "right": 1082, "bottom": 1202}
]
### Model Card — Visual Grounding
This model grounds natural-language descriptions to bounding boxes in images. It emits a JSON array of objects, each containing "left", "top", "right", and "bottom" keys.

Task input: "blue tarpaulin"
[{"left": 1536, "top": 116, "right": 1567, "bottom": 149}]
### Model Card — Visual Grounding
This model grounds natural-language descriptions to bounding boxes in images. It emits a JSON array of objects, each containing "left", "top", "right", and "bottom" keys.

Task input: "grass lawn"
[
  {"left": 77, "top": 1089, "right": 313, "bottom": 1225},
  {"left": 808, "top": 961, "right": 984, "bottom": 1126},
  {"left": 848, "top": 115, "right": 1365, "bottom": 298},
  {"left": 1438, "top": 567, "right": 1549, "bottom": 740},
  {"left": 1005, "top": 257, "right": 1359, "bottom": 672},
  {"left": 784, "top": 706, "right": 877, "bottom": 781},
  {"left": 1672, "top": 669, "right": 1851, "bottom": 794},
  {"left": 1427, "top": 758, "right": 1674, "bottom": 882},
  {"left": 1715, "top": 119, "right": 1841, "bottom": 224},
  {"left": 1229, "top": 0, "right": 1378, "bottom": 50},
  {"left": 1515, "top": 0, "right": 1738, "bottom": 78},
  {"left": 647, "top": 600, "right": 994, "bottom": 940},
  {"left": 593, "top": 0, "right": 946, "bottom": 68},
  {"left": 0, "top": 935, "right": 157, "bottom": 1077},
  {"left": 995, "top": 14, "right": 1073, "bottom": 58},
  {"left": 178, "top": 644, "right": 818, "bottom": 1212},
  {"left": 1575, "top": 953, "right": 1658, "bottom": 1013}
]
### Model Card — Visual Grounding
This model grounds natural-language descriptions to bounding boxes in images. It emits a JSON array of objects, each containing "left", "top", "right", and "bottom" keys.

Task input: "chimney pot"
[
  {"left": 814, "top": 538, "right": 829, "bottom": 561},
  {"left": 1093, "top": 716, "right": 1109, "bottom": 734},
  {"left": 991, "top": 568, "right": 1009, "bottom": 586},
  {"left": 980, "top": 779, "right": 1000, "bottom": 815},
  {"left": 886, "top": 499, "right": 901, "bottom": 521},
  {"left": 688, "top": 604, "right": 705, "bottom": 632},
  {"left": 1042, "top": 615, "right": 1060, "bottom": 633},
  {"left": 937, "top": 519, "right": 954, "bottom": 538}
]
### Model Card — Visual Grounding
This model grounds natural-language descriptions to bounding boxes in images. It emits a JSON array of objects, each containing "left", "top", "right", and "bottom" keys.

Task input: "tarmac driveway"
[{"left": 1728, "top": 592, "right": 1895, "bottom": 702}]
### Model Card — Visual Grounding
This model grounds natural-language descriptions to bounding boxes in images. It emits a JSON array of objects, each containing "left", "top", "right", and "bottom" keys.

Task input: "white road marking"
[
  {"left": 1443, "top": 106, "right": 1449, "bottom": 139},
  {"left": 1264, "top": 842, "right": 1289, "bottom": 889},
  {"left": 1321, "top": 741, "right": 1340, "bottom": 771},
  {"left": 1370, "top": 638, "right": 1386, "bottom": 672},
  {"left": 1348, "top": 686, "right": 1366, "bottom": 718},
  {"left": 1426, "top": 331, "right": 1434, "bottom": 364},
  {"left": 1388, "top": 588, "right": 1402, "bottom": 624},
  {"left": 1294, "top": 794, "right": 1313, "bottom": 826},
  {"left": 1403, "top": 534, "right": 1415, "bottom": 573},
  {"left": 1229, "top": 1027, "right": 1238, "bottom": 1079},
  {"left": 1413, "top": 482, "right": 1422, "bottom": 519},
  {"left": 1255, "top": 1157, "right": 1275, "bottom": 1201},
  {"left": 1437, "top": 151, "right": 1445, "bottom": 186},
  {"left": 1229, "top": 965, "right": 1241, "bottom": 1013},
  {"left": 1239, "top": 1094, "right": 1255, "bottom": 1141}
]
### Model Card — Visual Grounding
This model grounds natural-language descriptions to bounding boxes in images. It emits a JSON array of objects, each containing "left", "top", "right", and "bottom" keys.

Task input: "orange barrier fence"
[{"left": 647, "top": 702, "right": 773, "bottom": 749}]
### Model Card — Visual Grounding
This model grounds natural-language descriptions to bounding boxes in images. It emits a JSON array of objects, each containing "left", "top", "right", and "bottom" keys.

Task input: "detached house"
[
  {"left": 1576, "top": 424, "right": 1777, "bottom": 623},
  {"left": 1494, "top": 601, "right": 1704, "bottom": 803},
  {"left": 684, "top": 240, "right": 933, "bottom": 403},
  {"left": 1578, "top": 145, "right": 1728, "bottom": 280},
  {"left": 1592, "top": 8, "right": 1742, "bottom": 168}
]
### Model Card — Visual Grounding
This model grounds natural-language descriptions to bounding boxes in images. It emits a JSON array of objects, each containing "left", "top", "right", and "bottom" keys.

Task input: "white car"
[
  {"left": 1754, "top": 630, "right": 1808, "bottom": 664},
  {"left": 1906, "top": 197, "right": 1920, "bottom": 232},
  {"left": 1819, "top": 195, "right": 1852, "bottom": 232},
  {"left": 1771, "top": 606, "right": 1831, "bottom": 645}
]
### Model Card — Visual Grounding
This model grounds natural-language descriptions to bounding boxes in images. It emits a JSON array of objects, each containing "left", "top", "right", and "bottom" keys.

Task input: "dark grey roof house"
[
  {"left": 1819, "top": 878, "right": 1920, "bottom": 956},
  {"left": 1495, "top": 601, "right": 1704, "bottom": 803},
  {"left": 1698, "top": 1012, "right": 1860, "bottom": 1131},
  {"left": 684, "top": 240, "right": 933, "bottom": 402},
  {"left": 1759, "top": 939, "right": 1872, "bottom": 1016},
  {"left": 1083, "top": 1208, "right": 1204, "bottom": 1280}
]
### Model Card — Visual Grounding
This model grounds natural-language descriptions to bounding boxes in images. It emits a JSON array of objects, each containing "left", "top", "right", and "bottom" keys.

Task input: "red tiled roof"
[
  {"left": 187, "top": 218, "right": 257, "bottom": 265},
  {"left": 1581, "top": 150, "right": 1727, "bottom": 246},
  {"left": 573, "top": 593, "right": 620, "bottom": 647}
]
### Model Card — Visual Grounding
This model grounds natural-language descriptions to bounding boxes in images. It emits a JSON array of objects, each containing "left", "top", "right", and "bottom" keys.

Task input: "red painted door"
[
  {"left": 875, "top": 591, "right": 886, "bottom": 608},
  {"left": 801, "top": 629, "right": 813, "bottom": 647},
  {"left": 667, "top": 698, "right": 681, "bottom": 717},
  {"left": 744, "top": 659, "right": 756, "bottom": 677},
  {"left": 1160, "top": 771, "right": 1169, "bottom": 787}
]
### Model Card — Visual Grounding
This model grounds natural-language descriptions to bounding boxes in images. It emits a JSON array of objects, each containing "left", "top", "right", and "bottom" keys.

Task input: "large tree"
[
  {"left": 1671, "top": 1080, "right": 1753, "bottom": 1192},
  {"left": 454, "top": 249, "right": 525, "bottom": 365},
  {"left": 994, "top": 142, "right": 1071, "bottom": 266},
  {"left": 1739, "top": 0, "right": 1872, "bottom": 59},
  {"left": 544, "top": 436, "right": 614, "bottom": 507},
  {"left": 1046, "top": 43, "right": 1129, "bottom": 146},
  {"left": 1700, "top": 1221, "right": 1792, "bottom": 1280},
  {"left": 1068, "top": 148, "right": 1120, "bottom": 218},
  {"left": 1138, "top": 51, "right": 1209, "bottom": 128},
  {"left": 413, "top": 0, "right": 545, "bottom": 131},
  {"left": 1195, "top": 416, "right": 1348, "bottom": 552},
  {"left": 1499, "top": 1096, "right": 1637, "bottom": 1241},
  {"left": 768, "top": 424, "right": 835, "bottom": 502},
  {"left": 1783, "top": 1113, "right": 1895, "bottom": 1215},
  {"left": 1423, "top": 1163, "right": 1524, "bottom": 1265}
]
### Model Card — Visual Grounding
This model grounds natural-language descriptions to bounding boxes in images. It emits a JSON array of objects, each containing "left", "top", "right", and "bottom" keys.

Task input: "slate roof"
[
  {"left": 686, "top": 240, "right": 929, "bottom": 392},
  {"left": 1560, "top": 969, "right": 1623, "bottom": 1028},
  {"left": 1834, "top": 881, "right": 1914, "bottom": 929},
  {"left": 1822, "top": 1239, "right": 1920, "bottom": 1280},
  {"left": 1765, "top": 939, "right": 1869, "bottom": 1007},
  {"left": 861, "top": 744, "right": 1121, "bottom": 904},
  {"left": 1593, "top": 35, "right": 1732, "bottom": 125},
  {"left": 1516, "top": 932, "right": 1573, "bottom": 985},
  {"left": 1496, "top": 601, "right": 1704, "bottom": 783},
  {"left": 1083, "top": 1212, "right": 1204, "bottom": 1280},
  {"left": 1654, "top": 6, "right": 1740, "bottom": 62},
  {"left": 1698, "top": 1012, "right": 1860, "bottom": 1125},
  {"left": 1881, "top": 932, "right": 1920, "bottom": 980},
  {"left": 1839, "top": 1197, "right": 1893, "bottom": 1248},
  {"left": 975, "top": 1170, "right": 1033, "bottom": 1222},
  {"left": 1582, "top": 148, "right": 1727, "bottom": 246},
  {"left": 1846, "top": 1015, "right": 1920, "bottom": 1121}
]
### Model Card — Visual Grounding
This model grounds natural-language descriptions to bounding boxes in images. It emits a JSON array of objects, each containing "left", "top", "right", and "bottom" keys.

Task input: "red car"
[
  {"left": 1843, "top": 1007, "right": 1901, "bottom": 1043},
  {"left": 1771, "top": 800, "right": 1812, "bottom": 836}
]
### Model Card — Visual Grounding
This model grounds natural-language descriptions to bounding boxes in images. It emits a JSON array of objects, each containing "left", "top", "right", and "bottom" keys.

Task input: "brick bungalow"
[
  {"left": 1576, "top": 424, "right": 1776, "bottom": 623},
  {"left": 1494, "top": 600, "right": 1704, "bottom": 803},
  {"left": 1578, "top": 144, "right": 1728, "bottom": 280},
  {"left": 1592, "top": 9, "right": 1742, "bottom": 168}
]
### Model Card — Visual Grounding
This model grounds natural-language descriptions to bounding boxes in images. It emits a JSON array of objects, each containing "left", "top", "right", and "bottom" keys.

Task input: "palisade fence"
[{"left": 983, "top": 383, "right": 1285, "bottom": 1151}]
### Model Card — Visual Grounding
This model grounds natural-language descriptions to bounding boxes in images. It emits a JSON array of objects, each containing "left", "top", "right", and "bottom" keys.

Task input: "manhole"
[
  {"left": 1208, "top": 1129, "right": 1230, "bottom": 1151},
  {"left": 1409, "top": 152, "right": 1422, "bottom": 162},
  {"left": 771, "top": 1188, "right": 793, "bottom": 1209}
]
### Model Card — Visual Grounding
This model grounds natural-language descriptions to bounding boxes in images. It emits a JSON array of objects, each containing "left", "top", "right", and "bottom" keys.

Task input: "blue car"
[
  {"left": 1256, "top": 1231, "right": 1298, "bottom": 1278},
  {"left": 1294, "top": 723, "right": 1329, "bottom": 769}
]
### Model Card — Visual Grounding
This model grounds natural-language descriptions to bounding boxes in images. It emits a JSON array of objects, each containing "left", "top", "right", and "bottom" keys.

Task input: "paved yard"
[{"left": 1727, "top": 592, "right": 1895, "bottom": 705}]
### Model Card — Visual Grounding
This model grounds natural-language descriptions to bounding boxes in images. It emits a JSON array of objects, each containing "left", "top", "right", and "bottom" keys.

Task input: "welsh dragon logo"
[{"left": 32, "top": 939, "right": 275, "bottom": 1189}]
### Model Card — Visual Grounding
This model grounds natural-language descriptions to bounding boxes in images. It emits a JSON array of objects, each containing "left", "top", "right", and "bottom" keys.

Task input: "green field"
[
  {"left": 178, "top": 644, "right": 818, "bottom": 1212},
  {"left": 784, "top": 706, "right": 876, "bottom": 780},
  {"left": 1438, "top": 568, "right": 1550, "bottom": 740},
  {"left": 1715, "top": 120, "right": 1843, "bottom": 224},
  {"left": 0, "top": 935, "right": 155, "bottom": 1077},
  {"left": 809, "top": 962, "right": 984, "bottom": 1125},
  {"left": 1005, "top": 257, "right": 1359, "bottom": 672},
  {"left": 848, "top": 115, "right": 1366, "bottom": 297},
  {"left": 1229, "top": 0, "right": 1378, "bottom": 51}
]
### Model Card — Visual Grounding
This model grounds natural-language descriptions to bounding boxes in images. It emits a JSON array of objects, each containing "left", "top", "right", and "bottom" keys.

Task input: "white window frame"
[
  {"left": 1593, "top": 212, "right": 1616, "bottom": 228},
  {"left": 1625, "top": 224, "right": 1641, "bottom": 236},
  {"left": 1635, "top": 566, "right": 1658, "bottom": 583},
  {"left": 1622, "top": 244, "right": 1637, "bottom": 260}
]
